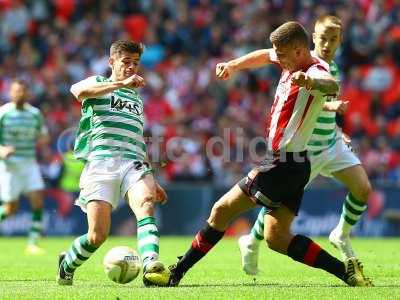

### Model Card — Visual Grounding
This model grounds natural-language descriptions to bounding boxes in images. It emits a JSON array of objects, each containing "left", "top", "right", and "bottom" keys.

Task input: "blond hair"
[{"left": 315, "top": 15, "right": 342, "bottom": 32}]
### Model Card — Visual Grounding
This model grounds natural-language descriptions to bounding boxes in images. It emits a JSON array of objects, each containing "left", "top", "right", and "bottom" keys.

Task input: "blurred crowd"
[{"left": 0, "top": 0, "right": 400, "bottom": 188}]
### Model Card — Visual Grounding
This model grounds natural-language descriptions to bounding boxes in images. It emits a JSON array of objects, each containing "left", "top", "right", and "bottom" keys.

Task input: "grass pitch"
[{"left": 0, "top": 237, "right": 398, "bottom": 300}]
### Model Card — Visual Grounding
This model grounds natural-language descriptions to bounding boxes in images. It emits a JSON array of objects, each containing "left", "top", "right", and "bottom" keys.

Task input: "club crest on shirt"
[{"left": 110, "top": 95, "right": 143, "bottom": 116}]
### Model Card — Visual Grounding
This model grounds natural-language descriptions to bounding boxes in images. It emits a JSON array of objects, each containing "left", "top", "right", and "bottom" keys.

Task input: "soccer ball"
[{"left": 103, "top": 246, "right": 141, "bottom": 284}]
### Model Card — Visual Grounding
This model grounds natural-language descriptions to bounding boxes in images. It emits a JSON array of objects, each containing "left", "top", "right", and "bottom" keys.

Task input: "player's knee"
[
  {"left": 87, "top": 230, "right": 108, "bottom": 247},
  {"left": 207, "top": 201, "right": 231, "bottom": 230},
  {"left": 210, "top": 201, "right": 228, "bottom": 221}
]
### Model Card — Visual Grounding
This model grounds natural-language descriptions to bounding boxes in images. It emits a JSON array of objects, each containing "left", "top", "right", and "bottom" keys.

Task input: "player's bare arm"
[
  {"left": 216, "top": 49, "right": 275, "bottom": 80},
  {"left": 291, "top": 71, "right": 339, "bottom": 95},
  {"left": 323, "top": 100, "right": 349, "bottom": 114},
  {"left": 70, "top": 74, "right": 145, "bottom": 102}
]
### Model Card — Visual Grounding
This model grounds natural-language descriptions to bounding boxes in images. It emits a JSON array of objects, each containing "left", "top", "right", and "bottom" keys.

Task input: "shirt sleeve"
[
  {"left": 70, "top": 76, "right": 99, "bottom": 101},
  {"left": 268, "top": 49, "right": 280, "bottom": 66},
  {"left": 306, "top": 64, "right": 330, "bottom": 78},
  {"left": 306, "top": 64, "right": 335, "bottom": 97}
]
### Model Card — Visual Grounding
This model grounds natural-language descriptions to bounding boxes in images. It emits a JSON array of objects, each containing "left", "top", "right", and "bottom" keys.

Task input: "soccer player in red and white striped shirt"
[
  {"left": 144, "top": 21, "right": 371, "bottom": 287},
  {"left": 239, "top": 16, "right": 373, "bottom": 280}
]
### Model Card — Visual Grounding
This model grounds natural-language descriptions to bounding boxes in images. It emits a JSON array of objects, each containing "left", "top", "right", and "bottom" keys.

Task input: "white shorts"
[
  {"left": 0, "top": 160, "right": 45, "bottom": 202},
  {"left": 76, "top": 158, "right": 153, "bottom": 212},
  {"left": 308, "top": 138, "right": 361, "bottom": 185}
]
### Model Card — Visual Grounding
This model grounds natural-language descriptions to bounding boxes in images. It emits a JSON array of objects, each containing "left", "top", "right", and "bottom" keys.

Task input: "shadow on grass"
[
  {"left": 164, "top": 282, "right": 400, "bottom": 289},
  {"left": 83, "top": 281, "right": 400, "bottom": 289},
  {"left": 0, "top": 279, "right": 54, "bottom": 282},
  {"left": 2, "top": 280, "right": 398, "bottom": 289}
]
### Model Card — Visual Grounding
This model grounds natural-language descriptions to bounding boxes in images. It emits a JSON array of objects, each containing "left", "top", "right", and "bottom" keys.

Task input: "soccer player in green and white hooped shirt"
[
  {"left": 57, "top": 40, "right": 169, "bottom": 286},
  {"left": 238, "top": 15, "right": 374, "bottom": 277},
  {"left": 0, "top": 79, "right": 49, "bottom": 255}
]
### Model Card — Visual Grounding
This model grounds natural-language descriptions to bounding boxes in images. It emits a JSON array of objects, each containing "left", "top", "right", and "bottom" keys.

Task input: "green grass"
[{"left": 0, "top": 237, "right": 398, "bottom": 300}]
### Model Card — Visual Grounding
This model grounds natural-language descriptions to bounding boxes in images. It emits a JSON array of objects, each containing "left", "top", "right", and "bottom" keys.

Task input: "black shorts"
[{"left": 238, "top": 151, "right": 310, "bottom": 215}]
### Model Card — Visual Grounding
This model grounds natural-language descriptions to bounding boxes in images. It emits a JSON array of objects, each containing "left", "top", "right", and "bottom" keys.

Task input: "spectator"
[{"left": 0, "top": 0, "right": 398, "bottom": 187}]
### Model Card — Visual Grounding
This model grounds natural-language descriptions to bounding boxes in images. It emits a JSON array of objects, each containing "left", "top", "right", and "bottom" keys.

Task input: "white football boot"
[
  {"left": 238, "top": 234, "right": 260, "bottom": 276},
  {"left": 329, "top": 228, "right": 355, "bottom": 260},
  {"left": 25, "top": 244, "right": 45, "bottom": 256}
]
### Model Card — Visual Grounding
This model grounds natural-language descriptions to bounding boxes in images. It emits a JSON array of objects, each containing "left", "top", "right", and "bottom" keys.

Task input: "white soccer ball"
[{"left": 103, "top": 246, "right": 141, "bottom": 284}]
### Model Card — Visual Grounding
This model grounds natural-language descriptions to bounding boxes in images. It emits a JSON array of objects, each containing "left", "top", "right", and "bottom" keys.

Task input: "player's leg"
[
  {"left": 238, "top": 154, "right": 324, "bottom": 275},
  {"left": 249, "top": 207, "right": 268, "bottom": 242},
  {"left": 264, "top": 205, "right": 371, "bottom": 286},
  {"left": 18, "top": 161, "right": 47, "bottom": 253},
  {"left": 330, "top": 164, "right": 372, "bottom": 259},
  {"left": 125, "top": 173, "right": 165, "bottom": 275},
  {"left": 57, "top": 200, "right": 112, "bottom": 285},
  {"left": 0, "top": 201, "right": 19, "bottom": 221},
  {"left": 25, "top": 190, "right": 45, "bottom": 254},
  {"left": 0, "top": 162, "right": 22, "bottom": 221},
  {"left": 145, "top": 183, "right": 256, "bottom": 286},
  {"left": 237, "top": 207, "right": 266, "bottom": 275},
  {"left": 320, "top": 140, "right": 371, "bottom": 259},
  {"left": 176, "top": 184, "right": 256, "bottom": 283},
  {"left": 57, "top": 160, "right": 118, "bottom": 285}
]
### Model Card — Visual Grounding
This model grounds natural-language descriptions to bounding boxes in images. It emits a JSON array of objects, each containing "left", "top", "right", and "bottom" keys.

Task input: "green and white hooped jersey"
[
  {"left": 74, "top": 76, "right": 147, "bottom": 162},
  {"left": 307, "top": 59, "right": 340, "bottom": 156},
  {"left": 0, "top": 102, "right": 47, "bottom": 163}
]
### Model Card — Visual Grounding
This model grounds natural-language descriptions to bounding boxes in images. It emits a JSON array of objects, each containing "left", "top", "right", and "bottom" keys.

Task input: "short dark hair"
[
  {"left": 269, "top": 21, "right": 309, "bottom": 48},
  {"left": 110, "top": 40, "right": 144, "bottom": 57}
]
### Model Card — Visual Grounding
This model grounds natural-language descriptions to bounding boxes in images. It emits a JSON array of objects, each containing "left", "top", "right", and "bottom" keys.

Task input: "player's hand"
[
  {"left": 342, "top": 132, "right": 351, "bottom": 144},
  {"left": 122, "top": 74, "right": 146, "bottom": 88},
  {"left": 291, "top": 71, "right": 314, "bottom": 90},
  {"left": 216, "top": 62, "right": 235, "bottom": 80},
  {"left": 0, "top": 145, "right": 15, "bottom": 159},
  {"left": 323, "top": 100, "right": 349, "bottom": 114},
  {"left": 155, "top": 182, "right": 168, "bottom": 204},
  {"left": 336, "top": 100, "right": 349, "bottom": 115}
]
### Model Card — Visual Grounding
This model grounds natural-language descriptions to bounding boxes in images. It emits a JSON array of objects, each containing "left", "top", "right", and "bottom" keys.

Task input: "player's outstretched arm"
[
  {"left": 216, "top": 48, "right": 275, "bottom": 80},
  {"left": 70, "top": 74, "right": 145, "bottom": 102},
  {"left": 291, "top": 71, "right": 339, "bottom": 95}
]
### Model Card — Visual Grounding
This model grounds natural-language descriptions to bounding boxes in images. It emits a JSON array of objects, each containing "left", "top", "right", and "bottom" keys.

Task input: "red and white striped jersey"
[{"left": 266, "top": 51, "right": 331, "bottom": 152}]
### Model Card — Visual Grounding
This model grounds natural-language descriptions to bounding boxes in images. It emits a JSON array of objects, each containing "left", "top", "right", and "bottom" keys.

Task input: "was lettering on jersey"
[{"left": 110, "top": 95, "right": 143, "bottom": 116}]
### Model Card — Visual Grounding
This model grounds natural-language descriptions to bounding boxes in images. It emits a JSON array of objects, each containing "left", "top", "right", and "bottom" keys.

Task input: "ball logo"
[
  {"left": 110, "top": 96, "right": 143, "bottom": 116},
  {"left": 124, "top": 255, "right": 139, "bottom": 261}
]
